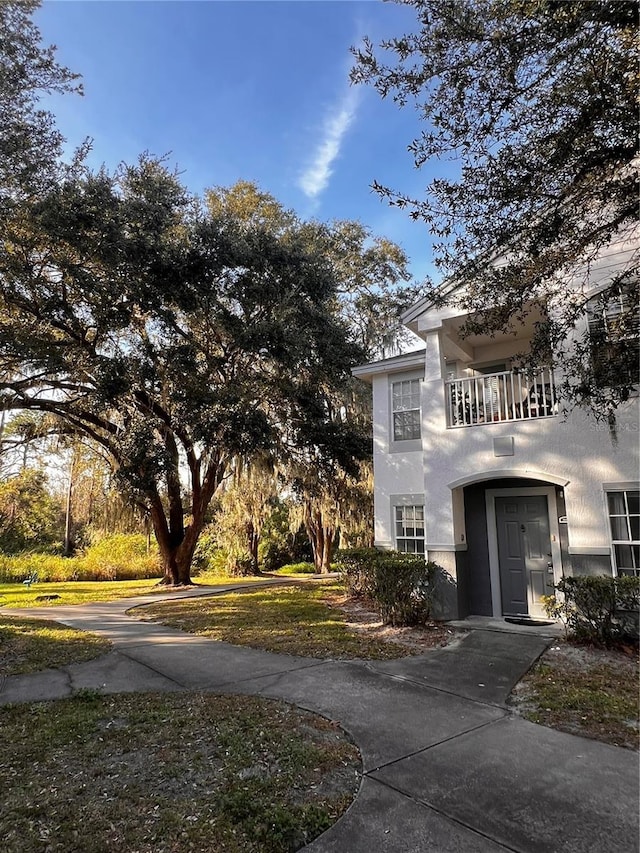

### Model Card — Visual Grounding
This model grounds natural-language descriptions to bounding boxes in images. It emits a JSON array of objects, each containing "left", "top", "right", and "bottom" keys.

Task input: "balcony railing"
[{"left": 445, "top": 367, "right": 558, "bottom": 428}]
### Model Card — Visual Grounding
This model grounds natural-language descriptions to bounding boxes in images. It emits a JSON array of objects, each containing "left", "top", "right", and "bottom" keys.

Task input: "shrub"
[
  {"left": 335, "top": 548, "right": 440, "bottom": 626},
  {"left": 0, "top": 552, "right": 72, "bottom": 583},
  {"left": 274, "top": 562, "right": 316, "bottom": 575},
  {"left": 226, "top": 549, "right": 256, "bottom": 577},
  {"left": 191, "top": 527, "right": 222, "bottom": 575},
  {"left": 258, "top": 502, "right": 313, "bottom": 571},
  {"left": 334, "top": 548, "right": 380, "bottom": 598},
  {"left": 372, "top": 554, "right": 438, "bottom": 626},
  {"left": 544, "top": 575, "right": 640, "bottom": 645},
  {"left": 0, "top": 534, "right": 161, "bottom": 583},
  {"left": 79, "top": 534, "right": 160, "bottom": 581}
]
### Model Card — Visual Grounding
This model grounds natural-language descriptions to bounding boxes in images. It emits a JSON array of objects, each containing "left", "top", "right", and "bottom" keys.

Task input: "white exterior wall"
[
  {"left": 369, "top": 226, "right": 639, "bottom": 570},
  {"left": 425, "top": 390, "right": 638, "bottom": 553},
  {"left": 373, "top": 347, "right": 639, "bottom": 560},
  {"left": 371, "top": 372, "right": 424, "bottom": 548}
]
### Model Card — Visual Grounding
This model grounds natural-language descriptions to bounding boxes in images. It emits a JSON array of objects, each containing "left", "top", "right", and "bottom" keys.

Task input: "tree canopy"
[
  {"left": 201, "top": 183, "right": 416, "bottom": 572},
  {"left": 0, "top": 0, "right": 81, "bottom": 205},
  {"left": 0, "top": 1, "right": 422, "bottom": 579},
  {"left": 0, "top": 160, "right": 369, "bottom": 582},
  {"left": 0, "top": 469, "right": 59, "bottom": 553},
  {"left": 352, "top": 0, "right": 638, "bottom": 413},
  {"left": 206, "top": 181, "right": 421, "bottom": 361}
]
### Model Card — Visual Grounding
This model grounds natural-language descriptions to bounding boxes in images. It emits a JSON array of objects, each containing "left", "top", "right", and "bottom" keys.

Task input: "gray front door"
[{"left": 495, "top": 495, "right": 552, "bottom": 618}]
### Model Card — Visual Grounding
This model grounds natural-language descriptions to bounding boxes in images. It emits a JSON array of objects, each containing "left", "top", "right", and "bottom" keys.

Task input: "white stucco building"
[{"left": 354, "top": 230, "right": 639, "bottom": 621}]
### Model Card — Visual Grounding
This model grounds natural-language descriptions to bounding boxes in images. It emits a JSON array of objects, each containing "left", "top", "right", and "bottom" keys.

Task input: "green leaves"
[
  {"left": 0, "top": 0, "right": 81, "bottom": 204},
  {"left": 0, "top": 470, "right": 59, "bottom": 553},
  {"left": 353, "top": 0, "right": 638, "bottom": 414},
  {"left": 0, "top": 159, "right": 375, "bottom": 577}
]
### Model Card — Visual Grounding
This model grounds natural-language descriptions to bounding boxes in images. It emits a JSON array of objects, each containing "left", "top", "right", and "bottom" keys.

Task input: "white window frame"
[
  {"left": 394, "top": 504, "right": 425, "bottom": 554},
  {"left": 605, "top": 486, "right": 640, "bottom": 577},
  {"left": 392, "top": 378, "right": 421, "bottom": 441},
  {"left": 586, "top": 286, "right": 639, "bottom": 388},
  {"left": 389, "top": 372, "right": 423, "bottom": 452}
]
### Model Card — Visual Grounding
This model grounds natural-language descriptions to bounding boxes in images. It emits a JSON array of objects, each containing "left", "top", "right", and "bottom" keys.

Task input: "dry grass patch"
[
  {"left": 0, "top": 617, "right": 111, "bottom": 676},
  {"left": 0, "top": 692, "right": 360, "bottom": 853},
  {"left": 137, "top": 582, "right": 459, "bottom": 659},
  {"left": 511, "top": 641, "right": 639, "bottom": 750},
  {"left": 333, "top": 591, "right": 461, "bottom": 653}
]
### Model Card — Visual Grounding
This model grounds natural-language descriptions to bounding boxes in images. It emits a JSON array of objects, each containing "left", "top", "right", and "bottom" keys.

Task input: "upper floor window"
[
  {"left": 392, "top": 378, "right": 421, "bottom": 441},
  {"left": 607, "top": 489, "right": 639, "bottom": 577},
  {"left": 587, "top": 285, "right": 639, "bottom": 388}
]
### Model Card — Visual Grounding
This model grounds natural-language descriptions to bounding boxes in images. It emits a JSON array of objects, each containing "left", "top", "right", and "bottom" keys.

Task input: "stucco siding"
[
  {"left": 424, "top": 398, "right": 638, "bottom": 553},
  {"left": 371, "top": 348, "right": 638, "bottom": 561},
  {"left": 361, "top": 227, "right": 638, "bottom": 614}
]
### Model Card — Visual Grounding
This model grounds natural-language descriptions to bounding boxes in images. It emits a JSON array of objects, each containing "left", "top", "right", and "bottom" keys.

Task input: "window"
[
  {"left": 475, "top": 363, "right": 507, "bottom": 419},
  {"left": 607, "top": 490, "right": 640, "bottom": 576},
  {"left": 392, "top": 378, "right": 421, "bottom": 441},
  {"left": 395, "top": 505, "right": 425, "bottom": 554},
  {"left": 587, "top": 285, "right": 639, "bottom": 388}
]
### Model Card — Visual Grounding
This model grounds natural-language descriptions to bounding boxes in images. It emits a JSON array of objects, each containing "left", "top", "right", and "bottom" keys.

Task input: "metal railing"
[{"left": 445, "top": 367, "right": 558, "bottom": 428}]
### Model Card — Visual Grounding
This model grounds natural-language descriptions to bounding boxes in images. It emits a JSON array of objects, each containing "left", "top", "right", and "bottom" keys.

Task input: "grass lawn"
[
  {"left": 0, "top": 574, "right": 264, "bottom": 609},
  {"left": 512, "top": 641, "right": 639, "bottom": 750},
  {"left": 0, "top": 617, "right": 111, "bottom": 676},
  {"left": 137, "top": 582, "right": 413, "bottom": 660},
  {"left": 0, "top": 692, "right": 360, "bottom": 853}
]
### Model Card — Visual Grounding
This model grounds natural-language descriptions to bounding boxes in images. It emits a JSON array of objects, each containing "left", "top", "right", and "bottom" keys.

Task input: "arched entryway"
[{"left": 450, "top": 471, "right": 569, "bottom": 619}]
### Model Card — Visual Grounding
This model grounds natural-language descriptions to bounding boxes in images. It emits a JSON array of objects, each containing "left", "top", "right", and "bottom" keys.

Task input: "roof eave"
[{"left": 351, "top": 350, "right": 426, "bottom": 383}]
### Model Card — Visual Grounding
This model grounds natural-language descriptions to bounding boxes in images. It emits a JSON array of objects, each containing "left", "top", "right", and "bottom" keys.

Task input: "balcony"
[{"left": 445, "top": 367, "right": 558, "bottom": 428}]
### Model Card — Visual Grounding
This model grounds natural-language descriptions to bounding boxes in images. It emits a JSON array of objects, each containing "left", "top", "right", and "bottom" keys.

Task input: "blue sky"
[{"left": 35, "top": 1, "right": 444, "bottom": 285}]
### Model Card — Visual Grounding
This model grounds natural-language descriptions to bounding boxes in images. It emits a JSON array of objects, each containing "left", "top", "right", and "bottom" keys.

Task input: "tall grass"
[{"left": 0, "top": 534, "right": 161, "bottom": 583}]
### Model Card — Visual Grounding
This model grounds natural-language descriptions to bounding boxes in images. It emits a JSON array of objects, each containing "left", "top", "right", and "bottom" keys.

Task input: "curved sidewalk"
[{"left": 1, "top": 584, "right": 638, "bottom": 853}]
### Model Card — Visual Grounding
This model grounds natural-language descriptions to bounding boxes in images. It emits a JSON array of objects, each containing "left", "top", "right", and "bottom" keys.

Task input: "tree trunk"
[
  {"left": 318, "top": 528, "right": 335, "bottom": 573},
  {"left": 152, "top": 505, "right": 199, "bottom": 586},
  {"left": 308, "top": 520, "right": 323, "bottom": 573},
  {"left": 306, "top": 510, "right": 337, "bottom": 574},
  {"left": 159, "top": 547, "right": 181, "bottom": 586},
  {"left": 159, "top": 546, "right": 193, "bottom": 586},
  {"left": 150, "top": 455, "right": 225, "bottom": 586},
  {"left": 63, "top": 452, "right": 75, "bottom": 557},
  {"left": 247, "top": 521, "right": 260, "bottom": 574}
]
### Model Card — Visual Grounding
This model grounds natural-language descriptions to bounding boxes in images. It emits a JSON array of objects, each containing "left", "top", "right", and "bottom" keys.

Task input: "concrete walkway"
[{"left": 1, "top": 584, "right": 638, "bottom": 853}]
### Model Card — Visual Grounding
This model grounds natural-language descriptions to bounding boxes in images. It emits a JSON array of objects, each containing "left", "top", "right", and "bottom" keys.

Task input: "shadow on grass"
[{"left": 0, "top": 617, "right": 112, "bottom": 676}]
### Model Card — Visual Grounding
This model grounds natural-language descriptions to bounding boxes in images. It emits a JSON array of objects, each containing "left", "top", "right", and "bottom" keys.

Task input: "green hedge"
[
  {"left": 0, "top": 534, "right": 161, "bottom": 583},
  {"left": 274, "top": 562, "right": 317, "bottom": 575},
  {"left": 335, "top": 547, "right": 439, "bottom": 626},
  {"left": 544, "top": 575, "right": 640, "bottom": 645},
  {"left": 335, "top": 548, "right": 380, "bottom": 598}
]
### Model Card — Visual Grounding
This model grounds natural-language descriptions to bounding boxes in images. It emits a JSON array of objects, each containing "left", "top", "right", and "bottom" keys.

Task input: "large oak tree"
[
  {"left": 0, "top": 1, "right": 417, "bottom": 578},
  {"left": 203, "top": 183, "right": 418, "bottom": 572},
  {"left": 0, "top": 160, "right": 367, "bottom": 583}
]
